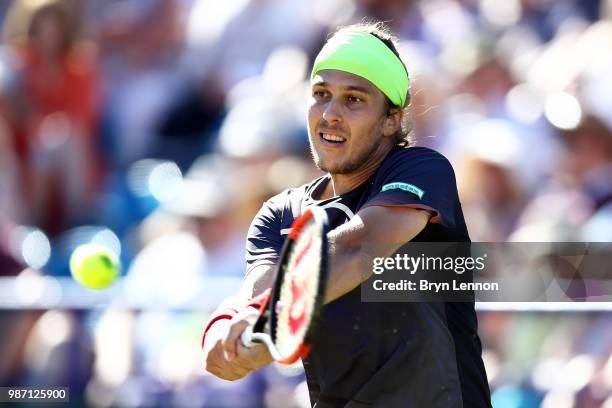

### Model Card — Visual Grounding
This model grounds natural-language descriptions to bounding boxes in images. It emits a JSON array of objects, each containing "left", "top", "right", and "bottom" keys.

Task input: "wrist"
[
  {"left": 201, "top": 289, "right": 272, "bottom": 349},
  {"left": 201, "top": 310, "right": 236, "bottom": 349}
]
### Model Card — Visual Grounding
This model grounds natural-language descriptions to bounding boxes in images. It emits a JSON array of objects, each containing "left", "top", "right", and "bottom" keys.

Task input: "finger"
[
  {"left": 214, "top": 366, "right": 248, "bottom": 381},
  {"left": 226, "top": 364, "right": 250, "bottom": 380},
  {"left": 206, "top": 355, "right": 250, "bottom": 381},
  {"left": 236, "top": 340, "right": 257, "bottom": 358},
  {"left": 236, "top": 342, "right": 272, "bottom": 368},
  {"left": 234, "top": 342, "right": 255, "bottom": 367},
  {"left": 222, "top": 320, "right": 248, "bottom": 361}
]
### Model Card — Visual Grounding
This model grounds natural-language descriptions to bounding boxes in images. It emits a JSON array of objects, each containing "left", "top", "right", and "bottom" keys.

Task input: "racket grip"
[{"left": 240, "top": 326, "right": 254, "bottom": 348}]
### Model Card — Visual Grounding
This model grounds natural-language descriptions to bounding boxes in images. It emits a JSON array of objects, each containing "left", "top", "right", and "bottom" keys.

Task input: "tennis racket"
[{"left": 240, "top": 206, "right": 329, "bottom": 364}]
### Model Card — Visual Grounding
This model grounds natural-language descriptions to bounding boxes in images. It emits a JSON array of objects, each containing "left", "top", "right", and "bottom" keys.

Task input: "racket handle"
[
  {"left": 240, "top": 326, "right": 254, "bottom": 348},
  {"left": 240, "top": 328, "right": 286, "bottom": 361}
]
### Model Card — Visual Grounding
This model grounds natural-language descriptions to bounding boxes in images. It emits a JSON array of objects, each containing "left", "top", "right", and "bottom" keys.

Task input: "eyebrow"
[{"left": 312, "top": 81, "right": 372, "bottom": 94}]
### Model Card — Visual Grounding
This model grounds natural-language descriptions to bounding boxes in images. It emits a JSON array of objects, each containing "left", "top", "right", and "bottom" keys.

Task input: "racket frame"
[{"left": 241, "top": 206, "right": 328, "bottom": 364}]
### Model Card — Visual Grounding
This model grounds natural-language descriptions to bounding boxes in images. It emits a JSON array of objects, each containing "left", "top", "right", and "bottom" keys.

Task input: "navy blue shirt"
[{"left": 246, "top": 147, "right": 491, "bottom": 407}]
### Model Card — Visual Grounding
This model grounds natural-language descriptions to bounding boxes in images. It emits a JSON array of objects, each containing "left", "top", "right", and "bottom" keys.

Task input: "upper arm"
[
  {"left": 242, "top": 199, "right": 284, "bottom": 299},
  {"left": 330, "top": 205, "right": 430, "bottom": 258},
  {"left": 364, "top": 149, "right": 460, "bottom": 229},
  {"left": 359, "top": 205, "right": 430, "bottom": 249},
  {"left": 245, "top": 200, "right": 284, "bottom": 275}
]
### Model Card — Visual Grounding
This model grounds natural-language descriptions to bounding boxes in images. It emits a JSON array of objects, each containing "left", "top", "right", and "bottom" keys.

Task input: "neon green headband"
[{"left": 311, "top": 30, "right": 409, "bottom": 107}]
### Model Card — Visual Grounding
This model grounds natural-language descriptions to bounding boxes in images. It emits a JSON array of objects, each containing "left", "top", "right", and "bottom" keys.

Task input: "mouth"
[{"left": 319, "top": 132, "right": 347, "bottom": 145}]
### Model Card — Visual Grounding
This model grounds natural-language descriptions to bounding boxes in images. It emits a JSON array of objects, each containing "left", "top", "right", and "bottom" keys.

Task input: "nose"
[{"left": 322, "top": 97, "right": 342, "bottom": 124}]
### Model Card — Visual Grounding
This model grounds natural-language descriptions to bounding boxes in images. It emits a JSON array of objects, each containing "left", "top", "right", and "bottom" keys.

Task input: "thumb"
[{"left": 222, "top": 320, "right": 249, "bottom": 361}]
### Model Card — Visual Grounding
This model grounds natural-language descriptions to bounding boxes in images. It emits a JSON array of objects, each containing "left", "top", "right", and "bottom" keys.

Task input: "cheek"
[
  {"left": 307, "top": 103, "right": 321, "bottom": 134},
  {"left": 350, "top": 114, "right": 379, "bottom": 140}
]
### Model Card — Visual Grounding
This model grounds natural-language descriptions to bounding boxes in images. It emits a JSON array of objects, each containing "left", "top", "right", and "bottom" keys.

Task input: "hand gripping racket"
[{"left": 240, "top": 206, "right": 329, "bottom": 364}]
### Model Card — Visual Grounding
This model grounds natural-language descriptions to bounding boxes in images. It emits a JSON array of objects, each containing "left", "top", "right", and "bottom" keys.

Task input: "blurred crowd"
[{"left": 0, "top": 0, "right": 610, "bottom": 406}]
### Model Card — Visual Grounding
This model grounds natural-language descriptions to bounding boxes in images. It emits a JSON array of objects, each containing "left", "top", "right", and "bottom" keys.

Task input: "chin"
[
  {"left": 316, "top": 159, "right": 356, "bottom": 174},
  {"left": 311, "top": 148, "right": 357, "bottom": 174}
]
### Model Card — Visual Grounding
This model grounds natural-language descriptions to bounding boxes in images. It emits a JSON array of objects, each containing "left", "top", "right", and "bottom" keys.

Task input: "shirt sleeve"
[
  {"left": 200, "top": 289, "right": 272, "bottom": 349},
  {"left": 364, "top": 148, "right": 459, "bottom": 229},
  {"left": 245, "top": 199, "right": 284, "bottom": 275},
  {"left": 202, "top": 199, "right": 285, "bottom": 351}
]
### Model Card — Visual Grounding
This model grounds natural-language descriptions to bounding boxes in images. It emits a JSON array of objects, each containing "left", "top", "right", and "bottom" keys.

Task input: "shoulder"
[
  {"left": 378, "top": 146, "right": 455, "bottom": 177},
  {"left": 249, "top": 176, "right": 325, "bottom": 239},
  {"left": 386, "top": 146, "right": 452, "bottom": 165},
  {"left": 259, "top": 175, "right": 327, "bottom": 215}
]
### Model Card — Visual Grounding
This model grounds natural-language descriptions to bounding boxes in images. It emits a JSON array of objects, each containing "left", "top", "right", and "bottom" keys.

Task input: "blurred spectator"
[
  {"left": 352, "top": 0, "right": 421, "bottom": 36},
  {"left": 512, "top": 113, "right": 612, "bottom": 241},
  {"left": 564, "top": 115, "right": 612, "bottom": 241},
  {"left": 0, "top": 116, "right": 23, "bottom": 225},
  {"left": 456, "top": 155, "right": 526, "bottom": 241},
  {"left": 456, "top": 56, "right": 516, "bottom": 117},
  {"left": 21, "top": 309, "right": 92, "bottom": 395},
  {"left": 90, "top": 0, "right": 188, "bottom": 168},
  {"left": 185, "top": 0, "right": 327, "bottom": 94},
  {"left": 561, "top": 115, "right": 612, "bottom": 210},
  {"left": 2, "top": 0, "right": 101, "bottom": 236}
]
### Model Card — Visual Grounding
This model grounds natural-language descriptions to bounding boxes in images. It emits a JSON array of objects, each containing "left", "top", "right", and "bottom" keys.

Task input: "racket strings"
[{"left": 275, "top": 221, "right": 322, "bottom": 357}]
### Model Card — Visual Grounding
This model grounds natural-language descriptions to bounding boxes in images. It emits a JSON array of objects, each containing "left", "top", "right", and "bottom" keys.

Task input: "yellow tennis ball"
[{"left": 69, "top": 244, "right": 120, "bottom": 289}]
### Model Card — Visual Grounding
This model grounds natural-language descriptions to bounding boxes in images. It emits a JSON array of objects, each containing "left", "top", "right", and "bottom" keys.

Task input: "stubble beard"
[{"left": 309, "top": 137, "right": 382, "bottom": 175}]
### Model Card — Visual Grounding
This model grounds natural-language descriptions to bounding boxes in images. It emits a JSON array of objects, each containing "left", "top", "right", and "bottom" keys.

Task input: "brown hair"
[{"left": 3, "top": 0, "right": 78, "bottom": 53}]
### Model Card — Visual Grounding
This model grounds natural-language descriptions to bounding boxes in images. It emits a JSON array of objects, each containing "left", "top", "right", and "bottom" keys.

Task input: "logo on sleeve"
[{"left": 381, "top": 182, "right": 424, "bottom": 199}]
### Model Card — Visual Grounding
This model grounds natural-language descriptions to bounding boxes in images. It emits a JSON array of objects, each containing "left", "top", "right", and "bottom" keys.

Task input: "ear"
[{"left": 382, "top": 107, "right": 402, "bottom": 137}]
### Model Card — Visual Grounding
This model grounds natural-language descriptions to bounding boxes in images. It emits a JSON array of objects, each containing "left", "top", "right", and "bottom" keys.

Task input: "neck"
[{"left": 323, "top": 143, "right": 395, "bottom": 198}]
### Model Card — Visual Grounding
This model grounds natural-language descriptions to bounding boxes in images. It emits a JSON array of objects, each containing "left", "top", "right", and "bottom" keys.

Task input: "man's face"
[{"left": 307, "top": 70, "right": 389, "bottom": 174}]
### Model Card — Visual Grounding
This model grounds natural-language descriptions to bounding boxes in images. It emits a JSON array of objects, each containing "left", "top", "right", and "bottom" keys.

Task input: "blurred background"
[{"left": 0, "top": 0, "right": 610, "bottom": 406}]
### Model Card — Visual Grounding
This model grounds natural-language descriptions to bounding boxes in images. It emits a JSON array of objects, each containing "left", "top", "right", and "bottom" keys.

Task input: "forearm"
[
  {"left": 323, "top": 206, "right": 430, "bottom": 304},
  {"left": 203, "top": 264, "right": 276, "bottom": 345},
  {"left": 240, "top": 264, "right": 276, "bottom": 299},
  {"left": 323, "top": 218, "right": 372, "bottom": 304}
]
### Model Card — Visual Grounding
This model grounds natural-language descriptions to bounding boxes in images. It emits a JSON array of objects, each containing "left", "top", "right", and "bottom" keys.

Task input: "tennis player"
[{"left": 202, "top": 22, "right": 492, "bottom": 407}]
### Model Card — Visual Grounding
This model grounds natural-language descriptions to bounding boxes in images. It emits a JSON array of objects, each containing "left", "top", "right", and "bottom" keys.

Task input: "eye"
[
  {"left": 313, "top": 90, "right": 328, "bottom": 98},
  {"left": 347, "top": 95, "right": 363, "bottom": 104}
]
